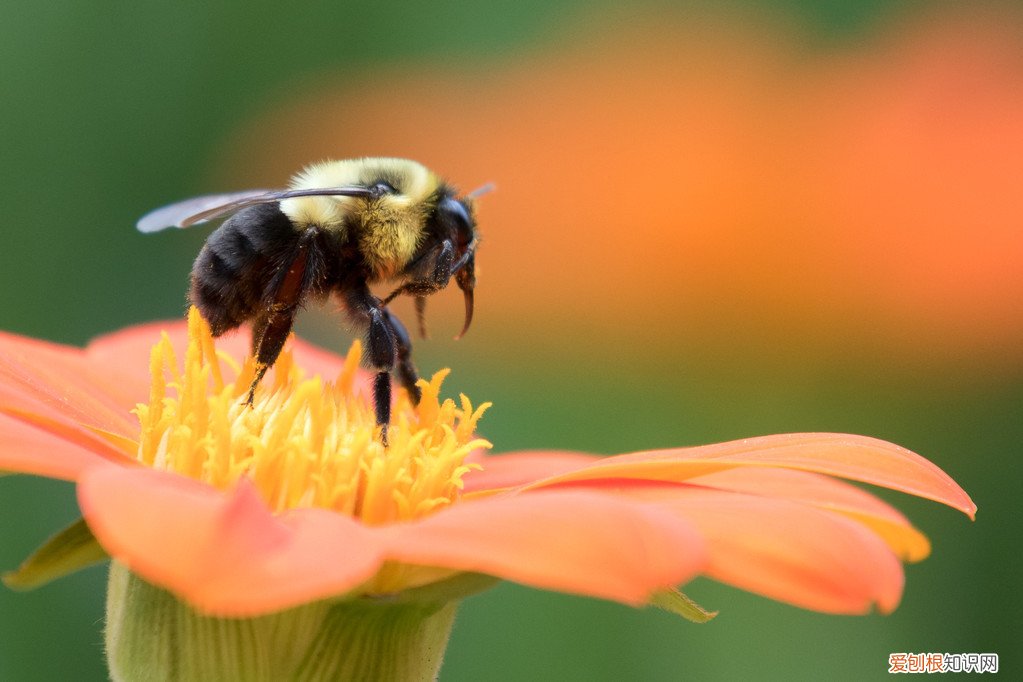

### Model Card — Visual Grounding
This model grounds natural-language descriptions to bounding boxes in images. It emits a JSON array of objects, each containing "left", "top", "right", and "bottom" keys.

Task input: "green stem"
[{"left": 105, "top": 563, "right": 458, "bottom": 682}]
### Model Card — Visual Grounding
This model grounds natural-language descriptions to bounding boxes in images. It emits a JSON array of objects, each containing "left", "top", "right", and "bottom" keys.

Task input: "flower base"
[{"left": 105, "top": 562, "right": 458, "bottom": 682}]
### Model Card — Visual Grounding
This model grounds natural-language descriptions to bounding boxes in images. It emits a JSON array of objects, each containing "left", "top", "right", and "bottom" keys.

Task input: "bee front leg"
[
  {"left": 414, "top": 296, "right": 428, "bottom": 339},
  {"left": 379, "top": 239, "right": 460, "bottom": 340},
  {"left": 381, "top": 239, "right": 455, "bottom": 306}
]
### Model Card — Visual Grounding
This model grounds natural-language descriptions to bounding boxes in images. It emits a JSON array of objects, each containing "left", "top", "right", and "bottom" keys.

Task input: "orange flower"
[{"left": 2, "top": 312, "right": 974, "bottom": 620}]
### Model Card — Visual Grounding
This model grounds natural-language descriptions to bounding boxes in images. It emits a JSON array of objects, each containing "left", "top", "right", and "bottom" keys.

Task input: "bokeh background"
[{"left": 2, "top": 1, "right": 1020, "bottom": 679}]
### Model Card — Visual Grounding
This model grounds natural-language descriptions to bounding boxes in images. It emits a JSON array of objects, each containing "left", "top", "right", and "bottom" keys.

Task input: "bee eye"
[
  {"left": 370, "top": 181, "right": 397, "bottom": 198},
  {"left": 438, "top": 197, "right": 472, "bottom": 234}
]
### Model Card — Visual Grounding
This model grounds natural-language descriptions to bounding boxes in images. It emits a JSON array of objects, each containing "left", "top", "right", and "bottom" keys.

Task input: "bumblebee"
[{"left": 138, "top": 157, "right": 480, "bottom": 444}]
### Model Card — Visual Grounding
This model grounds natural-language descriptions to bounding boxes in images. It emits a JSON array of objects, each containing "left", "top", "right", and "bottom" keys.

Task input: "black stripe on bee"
[{"left": 190, "top": 203, "right": 303, "bottom": 335}]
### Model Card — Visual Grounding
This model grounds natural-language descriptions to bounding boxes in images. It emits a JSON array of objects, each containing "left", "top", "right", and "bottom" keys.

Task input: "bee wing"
[
  {"left": 137, "top": 189, "right": 276, "bottom": 233},
  {"left": 136, "top": 186, "right": 377, "bottom": 233}
]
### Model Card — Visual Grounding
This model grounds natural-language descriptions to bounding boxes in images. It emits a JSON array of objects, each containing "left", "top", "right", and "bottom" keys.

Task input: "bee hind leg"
[
  {"left": 247, "top": 308, "right": 297, "bottom": 405},
  {"left": 245, "top": 234, "right": 317, "bottom": 405}
]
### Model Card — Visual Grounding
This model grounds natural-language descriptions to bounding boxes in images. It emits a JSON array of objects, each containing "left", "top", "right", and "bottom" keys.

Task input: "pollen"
[{"left": 134, "top": 308, "right": 491, "bottom": 525}]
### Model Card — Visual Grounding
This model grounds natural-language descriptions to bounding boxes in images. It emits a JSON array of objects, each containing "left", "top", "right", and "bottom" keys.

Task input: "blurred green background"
[{"left": 1, "top": 1, "right": 1019, "bottom": 680}]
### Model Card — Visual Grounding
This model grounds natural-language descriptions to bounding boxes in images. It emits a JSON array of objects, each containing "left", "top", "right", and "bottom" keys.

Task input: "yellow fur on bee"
[{"left": 279, "top": 158, "right": 440, "bottom": 279}]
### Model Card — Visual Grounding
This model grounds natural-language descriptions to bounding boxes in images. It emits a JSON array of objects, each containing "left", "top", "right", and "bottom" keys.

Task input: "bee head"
[
  {"left": 436, "top": 195, "right": 478, "bottom": 340},
  {"left": 437, "top": 196, "right": 475, "bottom": 243}
]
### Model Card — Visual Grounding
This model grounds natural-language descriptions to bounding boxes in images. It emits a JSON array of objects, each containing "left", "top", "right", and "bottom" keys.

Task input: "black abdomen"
[{"left": 189, "top": 203, "right": 300, "bottom": 335}]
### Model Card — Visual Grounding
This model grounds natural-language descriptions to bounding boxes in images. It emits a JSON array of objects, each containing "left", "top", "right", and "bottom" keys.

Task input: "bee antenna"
[{"left": 465, "top": 182, "right": 496, "bottom": 200}]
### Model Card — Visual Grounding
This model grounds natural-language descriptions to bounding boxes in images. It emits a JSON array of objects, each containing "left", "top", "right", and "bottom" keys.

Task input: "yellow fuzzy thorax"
[
  {"left": 134, "top": 308, "right": 491, "bottom": 525},
  {"left": 279, "top": 158, "right": 439, "bottom": 278}
]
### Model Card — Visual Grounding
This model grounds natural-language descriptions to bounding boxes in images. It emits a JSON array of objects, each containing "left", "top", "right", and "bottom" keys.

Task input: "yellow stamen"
[{"left": 134, "top": 308, "right": 491, "bottom": 524}]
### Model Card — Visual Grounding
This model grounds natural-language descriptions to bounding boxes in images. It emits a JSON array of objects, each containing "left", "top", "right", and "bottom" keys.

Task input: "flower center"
[{"left": 134, "top": 308, "right": 490, "bottom": 524}]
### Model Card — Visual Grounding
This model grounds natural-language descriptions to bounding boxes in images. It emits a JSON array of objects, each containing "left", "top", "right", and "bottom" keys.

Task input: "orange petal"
[
  {"left": 0, "top": 331, "right": 139, "bottom": 437},
  {"left": 0, "top": 413, "right": 125, "bottom": 480},
  {"left": 521, "top": 433, "right": 976, "bottom": 518},
  {"left": 78, "top": 467, "right": 385, "bottom": 617},
  {"left": 381, "top": 490, "right": 706, "bottom": 606},
  {"left": 687, "top": 467, "right": 931, "bottom": 562},
  {"left": 462, "top": 451, "right": 599, "bottom": 494},
  {"left": 649, "top": 486, "right": 906, "bottom": 614}
]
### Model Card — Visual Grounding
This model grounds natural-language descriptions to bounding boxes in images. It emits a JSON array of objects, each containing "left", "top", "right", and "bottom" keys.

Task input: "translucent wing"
[
  {"left": 137, "top": 189, "right": 273, "bottom": 233},
  {"left": 136, "top": 186, "right": 377, "bottom": 233}
]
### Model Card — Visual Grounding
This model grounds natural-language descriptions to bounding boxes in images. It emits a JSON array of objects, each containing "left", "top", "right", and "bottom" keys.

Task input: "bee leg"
[
  {"left": 383, "top": 308, "right": 422, "bottom": 406},
  {"left": 343, "top": 287, "right": 397, "bottom": 445},
  {"left": 366, "top": 307, "right": 396, "bottom": 446},
  {"left": 381, "top": 240, "right": 455, "bottom": 305},
  {"left": 414, "top": 238, "right": 475, "bottom": 340},
  {"left": 371, "top": 369, "right": 392, "bottom": 447},
  {"left": 430, "top": 239, "right": 455, "bottom": 285},
  {"left": 414, "top": 296, "right": 428, "bottom": 339},
  {"left": 246, "top": 235, "right": 316, "bottom": 405},
  {"left": 247, "top": 308, "right": 297, "bottom": 405},
  {"left": 344, "top": 286, "right": 425, "bottom": 445}
]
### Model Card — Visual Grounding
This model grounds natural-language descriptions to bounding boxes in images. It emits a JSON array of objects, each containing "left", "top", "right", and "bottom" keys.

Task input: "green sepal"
[
  {"left": 650, "top": 588, "right": 718, "bottom": 623},
  {"left": 381, "top": 572, "right": 500, "bottom": 606},
  {"left": 3, "top": 517, "right": 108, "bottom": 590},
  {"left": 106, "top": 564, "right": 460, "bottom": 682}
]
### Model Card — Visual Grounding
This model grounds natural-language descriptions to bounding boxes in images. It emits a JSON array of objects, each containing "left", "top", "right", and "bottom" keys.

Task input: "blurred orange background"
[{"left": 215, "top": 7, "right": 1023, "bottom": 376}]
